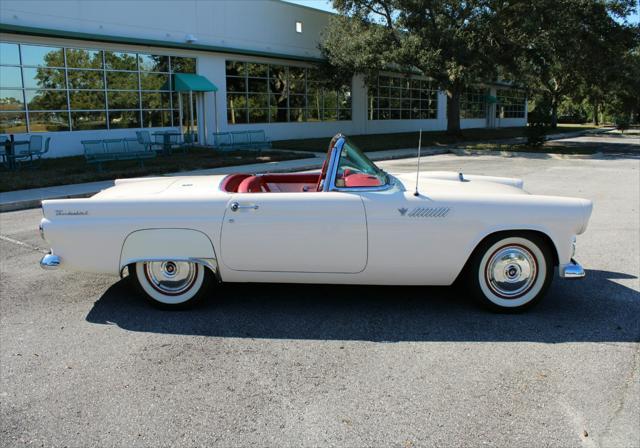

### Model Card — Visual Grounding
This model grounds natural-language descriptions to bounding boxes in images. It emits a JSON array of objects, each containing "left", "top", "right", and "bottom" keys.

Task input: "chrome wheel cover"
[
  {"left": 144, "top": 261, "right": 198, "bottom": 296},
  {"left": 485, "top": 245, "right": 538, "bottom": 299}
]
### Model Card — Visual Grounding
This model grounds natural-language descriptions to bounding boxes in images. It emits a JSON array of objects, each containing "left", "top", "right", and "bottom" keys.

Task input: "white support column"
[
  {"left": 437, "top": 90, "right": 448, "bottom": 131},
  {"left": 189, "top": 90, "right": 194, "bottom": 138},
  {"left": 213, "top": 91, "right": 219, "bottom": 133},
  {"left": 178, "top": 93, "right": 184, "bottom": 137},
  {"left": 201, "top": 93, "right": 208, "bottom": 145}
]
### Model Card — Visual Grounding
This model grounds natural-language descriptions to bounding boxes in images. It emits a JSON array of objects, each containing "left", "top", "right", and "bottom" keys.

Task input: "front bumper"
[
  {"left": 559, "top": 259, "right": 585, "bottom": 279},
  {"left": 40, "top": 253, "right": 61, "bottom": 270}
]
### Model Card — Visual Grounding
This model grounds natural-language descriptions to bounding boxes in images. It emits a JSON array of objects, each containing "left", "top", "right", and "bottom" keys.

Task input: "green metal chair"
[
  {"left": 28, "top": 136, "right": 51, "bottom": 166},
  {"left": 136, "top": 131, "right": 164, "bottom": 153}
]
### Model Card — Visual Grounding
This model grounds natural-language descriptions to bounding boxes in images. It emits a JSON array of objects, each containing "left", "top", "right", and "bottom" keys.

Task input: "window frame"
[
  {"left": 0, "top": 39, "right": 196, "bottom": 133},
  {"left": 225, "top": 59, "right": 352, "bottom": 125}
]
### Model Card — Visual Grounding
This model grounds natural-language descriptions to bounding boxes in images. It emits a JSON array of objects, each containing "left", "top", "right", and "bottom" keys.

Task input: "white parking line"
[{"left": 0, "top": 234, "right": 47, "bottom": 253}]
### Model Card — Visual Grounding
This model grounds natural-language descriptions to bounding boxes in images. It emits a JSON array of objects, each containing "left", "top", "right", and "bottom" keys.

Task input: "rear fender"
[{"left": 119, "top": 228, "right": 219, "bottom": 279}]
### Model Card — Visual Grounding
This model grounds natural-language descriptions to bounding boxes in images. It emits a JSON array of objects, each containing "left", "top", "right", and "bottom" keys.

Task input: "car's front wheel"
[
  {"left": 467, "top": 233, "right": 554, "bottom": 312},
  {"left": 130, "top": 261, "right": 212, "bottom": 309}
]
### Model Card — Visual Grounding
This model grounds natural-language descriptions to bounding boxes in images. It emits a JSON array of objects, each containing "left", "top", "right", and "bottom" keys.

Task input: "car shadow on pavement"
[{"left": 86, "top": 269, "right": 639, "bottom": 343}]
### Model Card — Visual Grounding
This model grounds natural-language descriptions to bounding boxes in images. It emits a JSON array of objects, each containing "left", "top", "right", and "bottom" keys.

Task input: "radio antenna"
[{"left": 414, "top": 129, "right": 422, "bottom": 197}]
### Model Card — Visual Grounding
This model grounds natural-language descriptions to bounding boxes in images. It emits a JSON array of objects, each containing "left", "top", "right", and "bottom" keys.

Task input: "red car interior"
[
  {"left": 221, "top": 139, "right": 382, "bottom": 193},
  {"left": 219, "top": 173, "right": 252, "bottom": 193},
  {"left": 222, "top": 173, "right": 321, "bottom": 193},
  {"left": 343, "top": 173, "right": 383, "bottom": 187}
]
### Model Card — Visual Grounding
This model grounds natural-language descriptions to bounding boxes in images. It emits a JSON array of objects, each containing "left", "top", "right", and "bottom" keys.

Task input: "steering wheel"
[{"left": 315, "top": 135, "right": 341, "bottom": 192}]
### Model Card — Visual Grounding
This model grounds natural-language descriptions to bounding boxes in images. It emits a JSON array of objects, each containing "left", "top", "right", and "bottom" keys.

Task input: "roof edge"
[{"left": 0, "top": 22, "right": 325, "bottom": 63}]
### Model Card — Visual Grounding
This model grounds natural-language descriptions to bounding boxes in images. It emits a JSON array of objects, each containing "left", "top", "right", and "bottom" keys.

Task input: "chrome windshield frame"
[{"left": 324, "top": 135, "right": 395, "bottom": 193}]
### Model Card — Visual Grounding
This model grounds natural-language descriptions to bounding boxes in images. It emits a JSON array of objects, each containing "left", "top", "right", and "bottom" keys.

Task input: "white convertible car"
[{"left": 39, "top": 134, "right": 592, "bottom": 312}]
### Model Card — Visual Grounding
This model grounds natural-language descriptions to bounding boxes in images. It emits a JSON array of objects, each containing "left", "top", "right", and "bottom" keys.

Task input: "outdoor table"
[
  {"left": 152, "top": 131, "right": 181, "bottom": 154},
  {"left": 3, "top": 135, "right": 30, "bottom": 170}
]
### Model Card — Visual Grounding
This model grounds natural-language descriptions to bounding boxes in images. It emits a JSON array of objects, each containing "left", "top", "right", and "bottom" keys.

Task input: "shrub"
[
  {"left": 614, "top": 115, "right": 630, "bottom": 134},
  {"left": 526, "top": 108, "right": 551, "bottom": 147}
]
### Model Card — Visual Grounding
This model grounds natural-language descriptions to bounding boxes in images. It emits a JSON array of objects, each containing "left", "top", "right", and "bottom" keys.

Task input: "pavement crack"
[
  {"left": 598, "top": 342, "right": 640, "bottom": 446},
  {"left": 0, "top": 234, "right": 48, "bottom": 254}
]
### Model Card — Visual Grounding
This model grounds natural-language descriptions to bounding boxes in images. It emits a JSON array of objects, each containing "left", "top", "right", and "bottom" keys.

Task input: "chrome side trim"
[
  {"left": 120, "top": 257, "right": 221, "bottom": 282},
  {"left": 40, "top": 253, "right": 61, "bottom": 270},
  {"left": 560, "top": 259, "right": 585, "bottom": 279}
]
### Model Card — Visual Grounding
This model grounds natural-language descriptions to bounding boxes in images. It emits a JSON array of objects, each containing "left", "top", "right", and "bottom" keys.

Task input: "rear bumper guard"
[
  {"left": 559, "top": 259, "right": 585, "bottom": 279},
  {"left": 40, "top": 253, "right": 61, "bottom": 270}
]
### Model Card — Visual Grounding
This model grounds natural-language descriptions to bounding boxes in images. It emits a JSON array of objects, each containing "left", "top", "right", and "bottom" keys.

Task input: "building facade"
[{"left": 0, "top": 0, "right": 527, "bottom": 157}]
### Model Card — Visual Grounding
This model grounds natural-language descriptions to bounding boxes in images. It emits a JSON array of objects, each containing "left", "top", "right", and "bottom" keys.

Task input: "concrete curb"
[{"left": 447, "top": 148, "right": 639, "bottom": 159}]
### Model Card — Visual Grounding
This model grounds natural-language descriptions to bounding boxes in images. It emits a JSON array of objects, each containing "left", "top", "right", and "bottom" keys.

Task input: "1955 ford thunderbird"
[{"left": 39, "top": 134, "right": 592, "bottom": 312}]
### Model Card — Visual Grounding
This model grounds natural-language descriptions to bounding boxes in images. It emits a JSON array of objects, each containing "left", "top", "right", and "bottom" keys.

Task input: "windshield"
[{"left": 334, "top": 138, "right": 388, "bottom": 188}]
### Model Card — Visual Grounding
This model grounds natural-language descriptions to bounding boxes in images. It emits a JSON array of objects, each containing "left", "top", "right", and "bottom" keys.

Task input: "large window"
[
  {"left": 225, "top": 60, "right": 352, "bottom": 124},
  {"left": 460, "top": 88, "right": 488, "bottom": 119},
  {"left": 0, "top": 41, "right": 196, "bottom": 133},
  {"left": 368, "top": 75, "right": 438, "bottom": 120},
  {"left": 496, "top": 89, "right": 526, "bottom": 119}
]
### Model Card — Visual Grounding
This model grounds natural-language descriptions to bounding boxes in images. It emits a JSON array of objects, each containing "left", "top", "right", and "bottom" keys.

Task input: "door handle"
[{"left": 230, "top": 201, "right": 259, "bottom": 212}]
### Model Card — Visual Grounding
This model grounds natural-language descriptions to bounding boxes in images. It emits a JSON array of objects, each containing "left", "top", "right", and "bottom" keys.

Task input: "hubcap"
[
  {"left": 485, "top": 245, "right": 537, "bottom": 298},
  {"left": 144, "top": 261, "right": 198, "bottom": 295}
]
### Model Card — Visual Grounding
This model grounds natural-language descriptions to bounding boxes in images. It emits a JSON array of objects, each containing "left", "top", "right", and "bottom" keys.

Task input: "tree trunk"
[
  {"left": 550, "top": 95, "right": 558, "bottom": 129},
  {"left": 592, "top": 98, "right": 599, "bottom": 126},
  {"left": 446, "top": 89, "right": 462, "bottom": 135}
]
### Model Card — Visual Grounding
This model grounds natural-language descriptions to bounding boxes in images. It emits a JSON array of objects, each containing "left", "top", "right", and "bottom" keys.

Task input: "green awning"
[
  {"left": 485, "top": 95, "right": 498, "bottom": 104},
  {"left": 163, "top": 73, "right": 218, "bottom": 92}
]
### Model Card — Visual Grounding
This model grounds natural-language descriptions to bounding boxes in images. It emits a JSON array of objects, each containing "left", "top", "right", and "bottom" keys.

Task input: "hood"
[
  {"left": 92, "top": 175, "right": 228, "bottom": 199},
  {"left": 393, "top": 171, "right": 527, "bottom": 197}
]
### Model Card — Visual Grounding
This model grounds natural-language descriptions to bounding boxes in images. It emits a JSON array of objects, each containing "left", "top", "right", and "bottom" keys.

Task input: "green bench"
[
  {"left": 82, "top": 138, "right": 156, "bottom": 171},
  {"left": 211, "top": 130, "right": 272, "bottom": 152}
]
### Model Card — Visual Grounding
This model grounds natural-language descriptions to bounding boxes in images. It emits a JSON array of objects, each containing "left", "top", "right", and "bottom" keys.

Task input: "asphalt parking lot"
[{"left": 1, "top": 150, "right": 639, "bottom": 447}]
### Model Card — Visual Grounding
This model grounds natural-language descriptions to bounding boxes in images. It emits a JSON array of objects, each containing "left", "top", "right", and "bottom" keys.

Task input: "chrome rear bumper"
[
  {"left": 40, "top": 253, "right": 61, "bottom": 270},
  {"left": 560, "top": 259, "right": 585, "bottom": 279}
]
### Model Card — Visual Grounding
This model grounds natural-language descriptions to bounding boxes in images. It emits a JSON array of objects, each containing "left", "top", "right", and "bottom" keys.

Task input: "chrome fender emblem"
[
  {"left": 398, "top": 207, "right": 450, "bottom": 218},
  {"left": 55, "top": 210, "right": 89, "bottom": 216}
]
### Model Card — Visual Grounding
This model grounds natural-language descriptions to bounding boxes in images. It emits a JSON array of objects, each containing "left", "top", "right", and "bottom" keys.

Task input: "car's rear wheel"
[
  {"left": 467, "top": 233, "right": 554, "bottom": 312},
  {"left": 130, "top": 261, "right": 212, "bottom": 309}
]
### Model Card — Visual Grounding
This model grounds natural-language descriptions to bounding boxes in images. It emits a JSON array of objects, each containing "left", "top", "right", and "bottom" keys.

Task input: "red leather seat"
[
  {"left": 238, "top": 176, "right": 270, "bottom": 193},
  {"left": 220, "top": 174, "right": 251, "bottom": 192}
]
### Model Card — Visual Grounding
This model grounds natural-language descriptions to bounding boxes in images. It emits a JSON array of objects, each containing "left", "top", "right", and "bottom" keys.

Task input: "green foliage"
[
  {"left": 504, "top": 0, "right": 638, "bottom": 127},
  {"left": 321, "top": 0, "right": 639, "bottom": 131},
  {"left": 526, "top": 107, "right": 551, "bottom": 147},
  {"left": 614, "top": 115, "right": 631, "bottom": 133},
  {"left": 321, "top": 0, "right": 512, "bottom": 133}
]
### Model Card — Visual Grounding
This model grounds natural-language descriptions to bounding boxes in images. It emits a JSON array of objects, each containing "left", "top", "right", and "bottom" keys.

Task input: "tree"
[
  {"left": 604, "top": 43, "right": 640, "bottom": 124},
  {"left": 320, "top": 0, "right": 512, "bottom": 134},
  {"left": 502, "top": 0, "right": 637, "bottom": 127}
]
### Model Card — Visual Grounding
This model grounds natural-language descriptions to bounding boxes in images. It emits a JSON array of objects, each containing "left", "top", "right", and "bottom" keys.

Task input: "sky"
[
  {"left": 285, "top": 0, "right": 639, "bottom": 23},
  {"left": 285, "top": 0, "right": 336, "bottom": 13}
]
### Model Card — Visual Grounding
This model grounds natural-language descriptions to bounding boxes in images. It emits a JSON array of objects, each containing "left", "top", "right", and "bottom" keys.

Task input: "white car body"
[{"left": 40, "top": 155, "right": 592, "bottom": 289}]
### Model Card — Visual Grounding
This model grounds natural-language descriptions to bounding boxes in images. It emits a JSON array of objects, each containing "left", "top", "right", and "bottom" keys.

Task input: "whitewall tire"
[
  {"left": 131, "top": 261, "right": 211, "bottom": 309},
  {"left": 468, "top": 234, "right": 554, "bottom": 312}
]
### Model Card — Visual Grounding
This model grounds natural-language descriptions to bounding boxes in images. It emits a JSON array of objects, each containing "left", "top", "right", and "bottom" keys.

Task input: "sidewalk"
[{"left": 0, "top": 127, "right": 611, "bottom": 212}]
